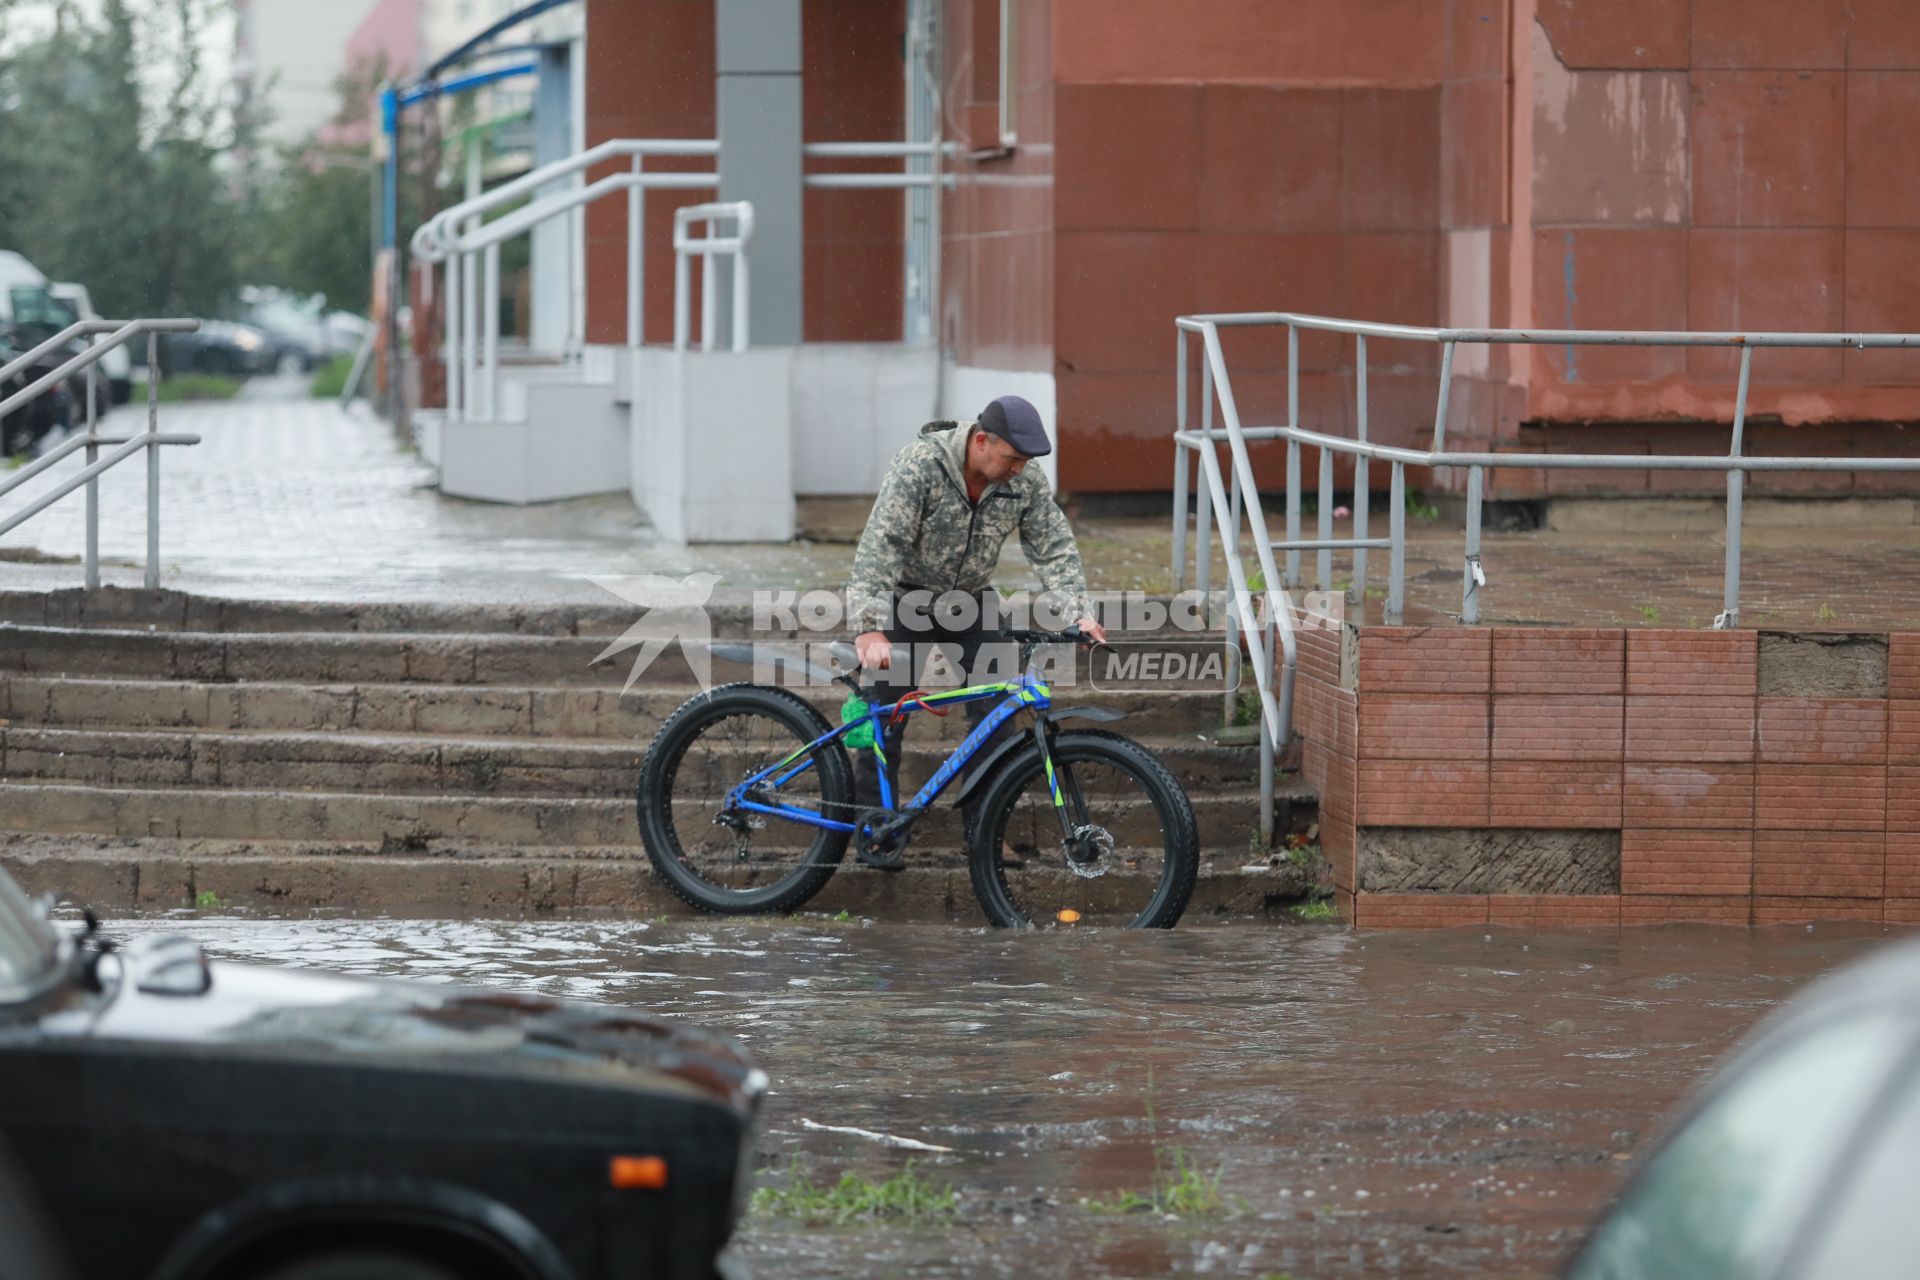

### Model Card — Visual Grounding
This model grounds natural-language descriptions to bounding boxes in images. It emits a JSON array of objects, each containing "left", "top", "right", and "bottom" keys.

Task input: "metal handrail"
[
  {"left": 1172, "top": 309, "right": 1920, "bottom": 844},
  {"left": 0, "top": 431, "right": 200, "bottom": 535},
  {"left": 437, "top": 167, "right": 723, "bottom": 422},
  {"left": 0, "top": 320, "right": 126, "bottom": 383},
  {"left": 0, "top": 319, "right": 199, "bottom": 421},
  {"left": 450, "top": 170, "right": 718, "bottom": 254},
  {"left": 0, "top": 322, "right": 203, "bottom": 590},
  {"left": 420, "top": 136, "right": 942, "bottom": 427},
  {"left": 0, "top": 430, "right": 178, "bottom": 499},
  {"left": 411, "top": 137, "right": 722, "bottom": 262},
  {"left": 672, "top": 202, "right": 754, "bottom": 353}
]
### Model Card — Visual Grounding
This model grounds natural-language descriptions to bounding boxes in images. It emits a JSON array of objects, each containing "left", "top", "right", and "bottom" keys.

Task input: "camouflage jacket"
[{"left": 846, "top": 421, "right": 1091, "bottom": 633}]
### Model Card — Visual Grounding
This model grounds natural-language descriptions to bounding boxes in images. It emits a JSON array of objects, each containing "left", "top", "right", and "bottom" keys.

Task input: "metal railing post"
[
  {"left": 1354, "top": 334, "right": 1370, "bottom": 601},
  {"left": 673, "top": 236, "right": 691, "bottom": 351},
  {"left": 1721, "top": 345, "right": 1753, "bottom": 629},
  {"left": 1317, "top": 441, "right": 1334, "bottom": 591},
  {"left": 627, "top": 155, "right": 643, "bottom": 347},
  {"left": 1172, "top": 329, "right": 1189, "bottom": 590},
  {"left": 145, "top": 330, "right": 160, "bottom": 589},
  {"left": 1432, "top": 340, "right": 1454, "bottom": 453},
  {"left": 483, "top": 243, "right": 501, "bottom": 420},
  {"left": 1463, "top": 464, "right": 1484, "bottom": 624},
  {"left": 1258, "top": 611, "right": 1275, "bottom": 844},
  {"left": 700, "top": 234, "right": 718, "bottom": 353},
  {"left": 1195, "top": 353, "right": 1213, "bottom": 606},
  {"left": 444, "top": 254, "right": 461, "bottom": 420},
  {"left": 1388, "top": 461, "right": 1406, "bottom": 625},
  {"left": 84, "top": 336, "right": 99, "bottom": 590},
  {"left": 462, "top": 251, "right": 479, "bottom": 420},
  {"left": 1285, "top": 324, "right": 1301, "bottom": 588},
  {"left": 731, "top": 225, "right": 750, "bottom": 352}
]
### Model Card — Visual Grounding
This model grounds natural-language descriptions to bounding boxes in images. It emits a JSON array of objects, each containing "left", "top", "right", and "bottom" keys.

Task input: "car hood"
[{"left": 34, "top": 939, "right": 765, "bottom": 1116}]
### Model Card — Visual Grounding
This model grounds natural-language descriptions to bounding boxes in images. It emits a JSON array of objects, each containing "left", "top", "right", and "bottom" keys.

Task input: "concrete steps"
[
  {"left": 0, "top": 593, "right": 1319, "bottom": 916},
  {"left": 0, "top": 675, "right": 1259, "bottom": 741},
  {"left": 0, "top": 725, "right": 1268, "bottom": 796},
  {"left": 0, "top": 835, "right": 1319, "bottom": 923},
  {"left": 0, "top": 781, "right": 1291, "bottom": 852}
]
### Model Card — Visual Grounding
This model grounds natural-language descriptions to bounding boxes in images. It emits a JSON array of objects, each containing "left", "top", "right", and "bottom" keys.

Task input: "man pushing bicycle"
[{"left": 845, "top": 395, "right": 1108, "bottom": 869}]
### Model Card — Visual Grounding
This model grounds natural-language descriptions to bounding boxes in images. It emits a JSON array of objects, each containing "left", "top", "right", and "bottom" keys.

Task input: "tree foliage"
[{"left": 0, "top": 0, "right": 388, "bottom": 320}]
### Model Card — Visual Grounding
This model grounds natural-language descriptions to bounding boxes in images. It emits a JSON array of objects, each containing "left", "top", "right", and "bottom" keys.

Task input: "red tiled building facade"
[{"left": 579, "top": 0, "right": 1920, "bottom": 496}]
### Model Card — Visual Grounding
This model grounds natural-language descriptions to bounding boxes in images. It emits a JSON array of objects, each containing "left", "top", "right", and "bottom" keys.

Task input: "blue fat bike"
[{"left": 635, "top": 627, "right": 1200, "bottom": 928}]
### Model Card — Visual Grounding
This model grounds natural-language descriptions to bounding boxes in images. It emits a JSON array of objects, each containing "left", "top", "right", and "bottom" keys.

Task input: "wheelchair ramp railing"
[
  {"left": 1172, "top": 310, "right": 1920, "bottom": 844},
  {"left": 411, "top": 137, "right": 938, "bottom": 425},
  {"left": 0, "top": 318, "right": 202, "bottom": 589}
]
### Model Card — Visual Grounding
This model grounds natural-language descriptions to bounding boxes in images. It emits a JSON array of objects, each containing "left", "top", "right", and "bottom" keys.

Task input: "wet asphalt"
[{"left": 98, "top": 912, "right": 1901, "bottom": 1278}]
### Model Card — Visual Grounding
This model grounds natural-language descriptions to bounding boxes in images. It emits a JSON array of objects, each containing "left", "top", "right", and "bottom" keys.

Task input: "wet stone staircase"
[{"left": 0, "top": 588, "right": 1318, "bottom": 920}]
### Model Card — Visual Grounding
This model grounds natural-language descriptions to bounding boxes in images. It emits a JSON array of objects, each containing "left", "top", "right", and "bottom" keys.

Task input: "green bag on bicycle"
[{"left": 840, "top": 694, "right": 875, "bottom": 748}]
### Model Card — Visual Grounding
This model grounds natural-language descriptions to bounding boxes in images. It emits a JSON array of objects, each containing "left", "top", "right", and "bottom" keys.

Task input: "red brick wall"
[{"left": 1294, "top": 623, "right": 1920, "bottom": 928}]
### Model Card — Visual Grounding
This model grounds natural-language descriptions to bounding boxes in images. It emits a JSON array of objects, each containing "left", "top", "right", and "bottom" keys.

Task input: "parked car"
[
  {"left": 1566, "top": 936, "right": 1920, "bottom": 1279},
  {"left": 48, "top": 283, "right": 132, "bottom": 406},
  {"left": 0, "top": 868, "right": 766, "bottom": 1280},
  {"left": 239, "top": 289, "right": 361, "bottom": 375},
  {"left": 0, "top": 330, "right": 76, "bottom": 456},
  {"left": 155, "top": 319, "right": 276, "bottom": 378},
  {"left": 0, "top": 251, "right": 104, "bottom": 425}
]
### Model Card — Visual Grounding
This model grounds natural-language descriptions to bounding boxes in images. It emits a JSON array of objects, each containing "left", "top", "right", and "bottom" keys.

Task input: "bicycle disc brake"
[{"left": 1065, "top": 823, "right": 1115, "bottom": 878}]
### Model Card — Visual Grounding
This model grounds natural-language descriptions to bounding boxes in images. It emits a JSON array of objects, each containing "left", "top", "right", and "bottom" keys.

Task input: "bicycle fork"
[{"left": 1029, "top": 714, "right": 1092, "bottom": 851}]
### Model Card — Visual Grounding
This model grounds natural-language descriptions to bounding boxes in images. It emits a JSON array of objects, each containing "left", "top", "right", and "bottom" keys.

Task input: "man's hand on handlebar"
[
  {"left": 855, "top": 631, "right": 893, "bottom": 670},
  {"left": 1074, "top": 616, "right": 1108, "bottom": 645}
]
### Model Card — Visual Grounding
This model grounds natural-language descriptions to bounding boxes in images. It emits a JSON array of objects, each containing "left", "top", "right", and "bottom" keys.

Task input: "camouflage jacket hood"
[{"left": 845, "top": 421, "right": 1091, "bottom": 633}]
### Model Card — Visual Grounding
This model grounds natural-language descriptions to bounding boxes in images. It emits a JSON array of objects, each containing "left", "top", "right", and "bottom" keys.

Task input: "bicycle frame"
[{"left": 723, "top": 670, "right": 1060, "bottom": 837}]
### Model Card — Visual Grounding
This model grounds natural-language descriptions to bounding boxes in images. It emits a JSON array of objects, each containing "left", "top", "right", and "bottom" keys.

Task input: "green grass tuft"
[
  {"left": 309, "top": 352, "right": 355, "bottom": 399},
  {"left": 1085, "top": 1145, "right": 1233, "bottom": 1218},
  {"left": 752, "top": 1160, "right": 958, "bottom": 1225},
  {"left": 155, "top": 375, "right": 242, "bottom": 403}
]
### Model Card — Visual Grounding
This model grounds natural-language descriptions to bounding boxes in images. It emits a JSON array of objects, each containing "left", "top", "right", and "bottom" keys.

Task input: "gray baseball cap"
[{"left": 977, "top": 395, "right": 1052, "bottom": 458}]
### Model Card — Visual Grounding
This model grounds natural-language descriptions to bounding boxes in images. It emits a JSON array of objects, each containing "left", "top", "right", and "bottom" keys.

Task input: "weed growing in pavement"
[
  {"left": 831, "top": 908, "right": 853, "bottom": 923},
  {"left": 1638, "top": 604, "right": 1661, "bottom": 624},
  {"left": 1406, "top": 490, "right": 1441, "bottom": 521},
  {"left": 194, "top": 889, "right": 223, "bottom": 910},
  {"left": 1284, "top": 837, "right": 1337, "bottom": 920},
  {"left": 752, "top": 1159, "right": 957, "bottom": 1225},
  {"left": 1085, "top": 1147, "right": 1231, "bottom": 1217},
  {"left": 1816, "top": 602, "right": 1838, "bottom": 623},
  {"left": 1082, "top": 1070, "right": 1238, "bottom": 1219}
]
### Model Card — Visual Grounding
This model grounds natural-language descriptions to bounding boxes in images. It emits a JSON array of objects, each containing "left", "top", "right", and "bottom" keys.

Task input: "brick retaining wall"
[{"left": 1295, "top": 621, "right": 1920, "bottom": 928}]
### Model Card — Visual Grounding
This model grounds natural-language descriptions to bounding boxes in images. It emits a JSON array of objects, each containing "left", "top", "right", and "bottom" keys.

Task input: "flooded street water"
[{"left": 103, "top": 914, "right": 1901, "bottom": 1278}]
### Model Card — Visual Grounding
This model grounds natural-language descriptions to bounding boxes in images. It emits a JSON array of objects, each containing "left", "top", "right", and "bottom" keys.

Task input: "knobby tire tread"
[
  {"left": 636, "top": 682, "right": 852, "bottom": 914},
  {"left": 967, "top": 729, "right": 1200, "bottom": 929}
]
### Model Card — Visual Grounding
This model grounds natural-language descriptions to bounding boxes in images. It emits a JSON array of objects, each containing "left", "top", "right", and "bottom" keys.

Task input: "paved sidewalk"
[{"left": 6, "top": 386, "right": 1920, "bottom": 630}]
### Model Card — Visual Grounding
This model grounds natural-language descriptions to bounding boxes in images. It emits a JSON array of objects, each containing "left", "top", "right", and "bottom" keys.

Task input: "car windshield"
[
  {"left": 9, "top": 287, "right": 75, "bottom": 328},
  {"left": 0, "top": 871, "right": 60, "bottom": 998}
]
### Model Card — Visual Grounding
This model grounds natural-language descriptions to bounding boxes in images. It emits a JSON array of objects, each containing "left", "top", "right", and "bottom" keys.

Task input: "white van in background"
[
  {"left": 0, "top": 251, "right": 71, "bottom": 334},
  {"left": 48, "top": 282, "right": 132, "bottom": 405}
]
